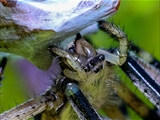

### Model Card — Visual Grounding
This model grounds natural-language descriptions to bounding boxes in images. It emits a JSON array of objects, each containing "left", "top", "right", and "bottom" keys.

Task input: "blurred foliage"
[{"left": 0, "top": 0, "right": 159, "bottom": 119}]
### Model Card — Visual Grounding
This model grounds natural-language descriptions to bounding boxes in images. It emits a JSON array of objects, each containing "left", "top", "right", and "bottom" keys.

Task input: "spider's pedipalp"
[{"left": 48, "top": 44, "right": 82, "bottom": 71}]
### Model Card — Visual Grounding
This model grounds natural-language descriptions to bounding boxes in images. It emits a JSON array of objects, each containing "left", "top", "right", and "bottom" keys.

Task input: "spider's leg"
[
  {"left": 130, "top": 43, "right": 160, "bottom": 70},
  {"left": 100, "top": 74, "right": 160, "bottom": 119},
  {"left": 0, "top": 57, "right": 7, "bottom": 82},
  {"left": 98, "top": 49, "right": 160, "bottom": 110},
  {"left": 129, "top": 44, "right": 160, "bottom": 84},
  {"left": 97, "top": 20, "right": 160, "bottom": 109},
  {"left": 129, "top": 51, "right": 160, "bottom": 85},
  {"left": 57, "top": 76, "right": 104, "bottom": 120},
  {"left": 121, "top": 55, "right": 160, "bottom": 109},
  {"left": 102, "top": 101, "right": 129, "bottom": 120},
  {"left": 116, "top": 81, "right": 160, "bottom": 119},
  {"left": 97, "top": 20, "right": 128, "bottom": 66},
  {"left": 0, "top": 86, "right": 64, "bottom": 120}
]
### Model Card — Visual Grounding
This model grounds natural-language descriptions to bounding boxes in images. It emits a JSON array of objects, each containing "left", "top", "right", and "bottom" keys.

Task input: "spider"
[
  {"left": 0, "top": 0, "right": 160, "bottom": 120},
  {"left": 0, "top": 20, "right": 160, "bottom": 120}
]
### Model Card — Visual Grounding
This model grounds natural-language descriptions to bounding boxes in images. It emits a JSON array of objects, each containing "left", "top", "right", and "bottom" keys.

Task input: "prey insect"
[{"left": 0, "top": 20, "right": 160, "bottom": 120}]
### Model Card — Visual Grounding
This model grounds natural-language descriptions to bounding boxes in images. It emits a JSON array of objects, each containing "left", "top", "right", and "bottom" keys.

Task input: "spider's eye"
[
  {"left": 89, "top": 59, "right": 98, "bottom": 66},
  {"left": 45, "top": 91, "right": 57, "bottom": 101},
  {"left": 68, "top": 46, "right": 76, "bottom": 53},
  {"left": 93, "top": 64, "right": 103, "bottom": 73},
  {"left": 93, "top": 68, "right": 100, "bottom": 73},
  {"left": 98, "top": 54, "right": 105, "bottom": 61},
  {"left": 83, "top": 66, "right": 90, "bottom": 72}
]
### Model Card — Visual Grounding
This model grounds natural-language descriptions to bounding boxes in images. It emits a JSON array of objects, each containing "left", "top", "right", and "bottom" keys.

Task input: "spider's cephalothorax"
[
  {"left": 48, "top": 33, "right": 119, "bottom": 120},
  {"left": 67, "top": 33, "right": 105, "bottom": 73},
  {"left": 59, "top": 33, "right": 106, "bottom": 74}
]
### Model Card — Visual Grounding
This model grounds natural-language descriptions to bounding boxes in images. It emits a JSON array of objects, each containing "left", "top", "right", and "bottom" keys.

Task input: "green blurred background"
[{"left": 0, "top": 0, "right": 159, "bottom": 119}]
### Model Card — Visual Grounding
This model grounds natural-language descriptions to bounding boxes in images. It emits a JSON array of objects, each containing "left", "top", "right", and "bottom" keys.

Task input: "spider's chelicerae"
[{"left": 0, "top": 20, "right": 160, "bottom": 120}]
